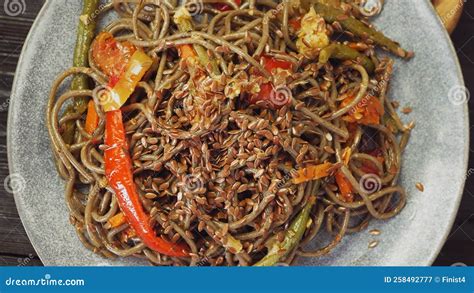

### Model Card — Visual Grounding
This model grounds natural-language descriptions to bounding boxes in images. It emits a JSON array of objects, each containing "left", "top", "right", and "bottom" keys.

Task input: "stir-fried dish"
[{"left": 47, "top": 0, "right": 413, "bottom": 266}]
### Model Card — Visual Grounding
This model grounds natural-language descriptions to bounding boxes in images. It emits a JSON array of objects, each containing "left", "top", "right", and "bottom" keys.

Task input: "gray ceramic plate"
[{"left": 8, "top": 0, "right": 469, "bottom": 266}]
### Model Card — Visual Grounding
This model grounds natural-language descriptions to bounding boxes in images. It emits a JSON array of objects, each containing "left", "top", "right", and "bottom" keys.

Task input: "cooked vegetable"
[
  {"left": 340, "top": 94, "right": 384, "bottom": 125},
  {"left": 248, "top": 55, "right": 293, "bottom": 109},
  {"left": 92, "top": 32, "right": 138, "bottom": 81},
  {"left": 214, "top": 0, "right": 241, "bottom": 11},
  {"left": 174, "top": 7, "right": 198, "bottom": 60},
  {"left": 209, "top": 221, "right": 243, "bottom": 253},
  {"left": 107, "top": 212, "right": 126, "bottom": 228},
  {"left": 61, "top": 0, "right": 100, "bottom": 144},
  {"left": 254, "top": 196, "right": 316, "bottom": 266},
  {"left": 261, "top": 55, "right": 293, "bottom": 72},
  {"left": 104, "top": 110, "right": 189, "bottom": 257},
  {"left": 360, "top": 148, "right": 385, "bottom": 175},
  {"left": 85, "top": 31, "right": 141, "bottom": 136},
  {"left": 100, "top": 50, "right": 153, "bottom": 112},
  {"left": 319, "top": 43, "right": 375, "bottom": 73},
  {"left": 335, "top": 171, "right": 353, "bottom": 202},
  {"left": 308, "top": 1, "right": 410, "bottom": 58},
  {"left": 84, "top": 100, "right": 99, "bottom": 134},
  {"left": 293, "top": 162, "right": 333, "bottom": 184},
  {"left": 178, "top": 44, "right": 197, "bottom": 59},
  {"left": 296, "top": 7, "right": 330, "bottom": 58},
  {"left": 288, "top": 16, "right": 302, "bottom": 31},
  {"left": 174, "top": 7, "right": 220, "bottom": 74},
  {"left": 97, "top": 31, "right": 187, "bottom": 256},
  {"left": 120, "top": 227, "right": 137, "bottom": 243}
]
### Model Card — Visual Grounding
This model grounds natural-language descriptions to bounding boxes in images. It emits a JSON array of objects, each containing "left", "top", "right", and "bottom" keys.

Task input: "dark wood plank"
[
  {"left": 0, "top": 254, "right": 43, "bottom": 267},
  {"left": 433, "top": 1, "right": 474, "bottom": 266},
  {"left": 0, "top": 0, "right": 45, "bottom": 265}
]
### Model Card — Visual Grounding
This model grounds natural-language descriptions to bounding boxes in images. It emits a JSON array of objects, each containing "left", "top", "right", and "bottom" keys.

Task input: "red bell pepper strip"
[
  {"left": 92, "top": 32, "right": 137, "bottom": 80},
  {"left": 288, "top": 17, "right": 302, "bottom": 31},
  {"left": 92, "top": 32, "right": 188, "bottom": 257},
  {"left": 104, "top": 110, "right": 189, "bottom": 257},
  {"left": 214, "top": 0, "right": 241, "bottom": 11},
  {"left": 340, "top": 94, "right": 384, "bottom": 125},
  {"left": 249, "top": 55, "right": 293, "bottom": 109},
  {"left": 261, "top": 55, "right": 293, "bottom": 72}
]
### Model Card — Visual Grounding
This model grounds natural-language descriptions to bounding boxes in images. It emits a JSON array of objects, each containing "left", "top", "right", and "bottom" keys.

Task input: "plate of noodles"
[{"left": 8, "top": 0, "right": 468, "bottom": 266}]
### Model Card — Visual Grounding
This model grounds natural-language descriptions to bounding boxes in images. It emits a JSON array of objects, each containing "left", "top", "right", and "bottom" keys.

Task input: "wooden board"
[{"left": 432, "top": 0, "right": 464, "bottom": 33}]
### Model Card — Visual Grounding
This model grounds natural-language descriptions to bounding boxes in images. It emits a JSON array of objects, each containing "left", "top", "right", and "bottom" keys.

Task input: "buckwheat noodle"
[{"left": 47, "top": 0, "right": 411, "bottom": 266}]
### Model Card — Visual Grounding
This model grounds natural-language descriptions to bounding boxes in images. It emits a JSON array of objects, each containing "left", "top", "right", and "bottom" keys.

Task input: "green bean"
[
  {"left": 62, "top": 0, "right": 100, "bottom": 144},
  {"left": 254, "top": 197, "right": 316, "bottom": 266},
  {"left": 319, "top": 43, "right": 375, "bottom": 73},
  {"left": 308, "top": 1, "right": 410, "bottom": 58}
]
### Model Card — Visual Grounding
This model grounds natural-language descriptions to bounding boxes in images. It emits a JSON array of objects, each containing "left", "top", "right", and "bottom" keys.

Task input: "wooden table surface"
[{"left": 0, "top": 1, "right": 473, "bottom": 266}]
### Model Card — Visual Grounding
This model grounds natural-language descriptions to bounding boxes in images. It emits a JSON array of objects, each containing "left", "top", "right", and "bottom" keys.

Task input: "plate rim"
[
  {"left": 7, "top": 0, "right": 54, "bottom": 265},
  {"left": 7, "top": 0, "right": 469, "bottom": 266},
  {"left": 422, "top": 0, "right": 470, "bottom": 265}
]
